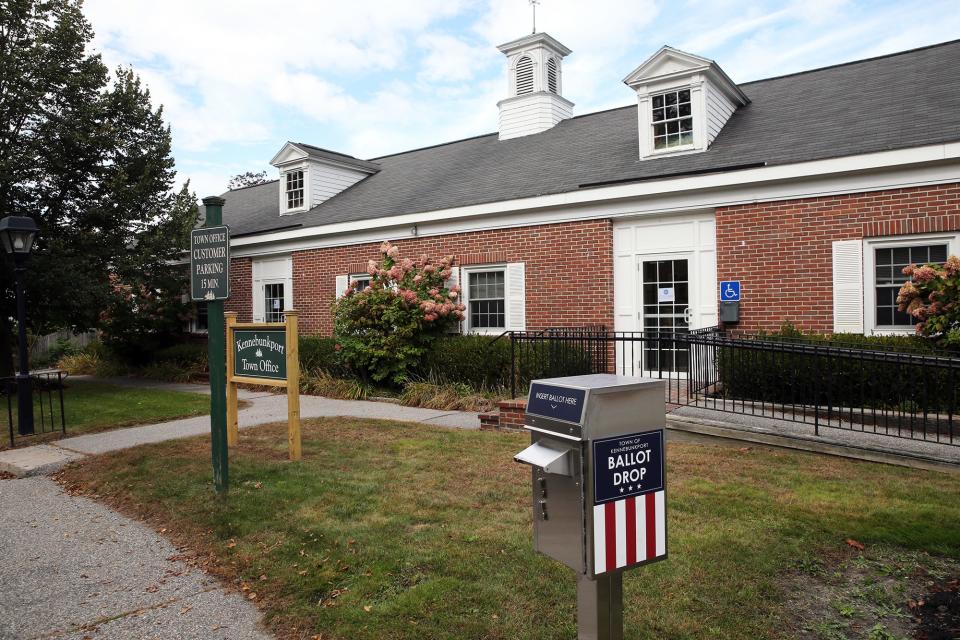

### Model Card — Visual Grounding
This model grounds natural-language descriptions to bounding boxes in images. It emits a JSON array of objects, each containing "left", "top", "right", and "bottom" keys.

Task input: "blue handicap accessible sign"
[{"left": 720, "top": 281, "right": 741, "bottom": 302}]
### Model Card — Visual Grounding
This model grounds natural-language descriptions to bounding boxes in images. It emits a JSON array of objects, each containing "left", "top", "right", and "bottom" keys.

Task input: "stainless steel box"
[{"left": 515, "top": 374, "right": 667, "bottom": 578}]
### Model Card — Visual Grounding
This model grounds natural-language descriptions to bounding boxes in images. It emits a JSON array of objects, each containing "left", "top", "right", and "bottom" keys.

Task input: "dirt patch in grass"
[
  {"left": 57, "top": 419, "right": 960, "bottom": 640},
  {"left": 784, "top": 543, "right": 960, "bottom": 640}
]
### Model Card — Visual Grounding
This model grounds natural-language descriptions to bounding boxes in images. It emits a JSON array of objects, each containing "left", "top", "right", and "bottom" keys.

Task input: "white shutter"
[
  {"left": 446, "top": 266, "right": 461, "bottom": 333},
  {"left": 252, "top": 278, "right": 264, "bottom": 322},
  {"left": 505, "top": 262, "right": 526, "bottom": 331},
  {"left": 335, "top": 275, "right": 349, "bottom": 299},
  {"left": 832, "top": 240, "right": 864, "bottom": 334}
]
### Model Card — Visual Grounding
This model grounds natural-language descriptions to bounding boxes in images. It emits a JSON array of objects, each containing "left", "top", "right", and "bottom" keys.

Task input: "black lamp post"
[{"left": 0, "top": 216, "right": 38, "bottom": 435}]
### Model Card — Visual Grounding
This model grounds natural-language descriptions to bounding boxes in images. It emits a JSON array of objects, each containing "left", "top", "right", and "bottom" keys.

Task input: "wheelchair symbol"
[{"left": 721, "top": 281, "right": 740, "bottom": 301}]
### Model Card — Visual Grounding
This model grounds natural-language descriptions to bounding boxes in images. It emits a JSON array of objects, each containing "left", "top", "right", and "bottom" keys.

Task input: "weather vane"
[{"left": 529, "top": 0, "right": 540, "bottom": 34}]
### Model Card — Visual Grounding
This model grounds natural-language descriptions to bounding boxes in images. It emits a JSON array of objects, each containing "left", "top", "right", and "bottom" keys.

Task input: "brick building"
[{"left": 207, "top": 32, "right": 960, "bottom": 368}]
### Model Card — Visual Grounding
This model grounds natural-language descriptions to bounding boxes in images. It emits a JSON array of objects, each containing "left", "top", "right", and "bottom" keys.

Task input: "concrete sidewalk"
[
  {"left": 0, "top": 476, "right": 271, "bottom": 640},
  {"left": 0, "top": 380, "right": 479, "bottom": 477}
]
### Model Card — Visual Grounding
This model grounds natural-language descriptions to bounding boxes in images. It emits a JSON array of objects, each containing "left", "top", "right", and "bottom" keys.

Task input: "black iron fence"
[
  {"left": 2, "top": 370, "right": 67, "bottom": 447},
  {"left": 503, "top": 328, "right": 960, "bottom": 447}
]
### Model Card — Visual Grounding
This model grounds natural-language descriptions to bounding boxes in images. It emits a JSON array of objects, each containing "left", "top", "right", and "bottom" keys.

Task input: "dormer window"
[
  {"left": 547, "top": 58, "right": 558, "bottom": 93},
  {"left": 652, "top": 89, "right": 693, "bottom": 150},
  {"left": 516, "top": 56, "right": 534, "bottom": 95},
  {"left": 285, "top": 170, "right": 304, "bottom": 210}
]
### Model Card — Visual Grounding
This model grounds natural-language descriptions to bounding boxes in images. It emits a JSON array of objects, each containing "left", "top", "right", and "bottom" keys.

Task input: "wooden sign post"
[{"left": 224, "top": 310, "right": 301, "bottom": 460}]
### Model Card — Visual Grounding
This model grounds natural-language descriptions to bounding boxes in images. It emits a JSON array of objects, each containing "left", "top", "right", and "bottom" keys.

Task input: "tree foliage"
[
  {"left": 228, "top": 171, "right": 270, "bottom": 190},
  {"left": 332, "top": 242, "right": 465, "bottom": 384},
  {"left": 0, "top": 0, "right": 196, "bottom": 367}
]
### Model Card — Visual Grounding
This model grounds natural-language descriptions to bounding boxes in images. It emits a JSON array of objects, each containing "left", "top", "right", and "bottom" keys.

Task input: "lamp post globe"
[{"left": 0, "top": 216, "right": 39, "bottom": 436}]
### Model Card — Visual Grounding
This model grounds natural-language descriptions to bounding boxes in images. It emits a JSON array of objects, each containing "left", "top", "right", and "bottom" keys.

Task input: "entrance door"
[
  {"left": 638, "top": 254, "right": 691, "bottom": 374},
  {"left": 263, "top": 280, "right": 286, "bottom": 323}
]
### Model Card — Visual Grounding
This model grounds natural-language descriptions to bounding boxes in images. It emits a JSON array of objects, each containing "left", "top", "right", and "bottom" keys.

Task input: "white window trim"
[
  {"left": 349, "top": 272, "right": 371, "bottom": 292},
  {"left": 638, "top": 81, "right": 706, "bottom": 160},
  {"left": 279, "top": 165, "right": 310, "bottom": 215},
  {"left": 461, "top": 264, "right": 507, "bottom": 335},
  {"left": 863, "top": 232, "right": 959, "bottom": 335}
]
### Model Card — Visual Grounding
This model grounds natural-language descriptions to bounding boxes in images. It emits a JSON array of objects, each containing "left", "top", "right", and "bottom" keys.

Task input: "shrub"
[
  {"left": 399, "top": 381, "right": 501, "bottom": 413},
  {"left": 300, "top": 369, "right": 368, "bottom": 400},
  {"left": 896, "top": 256, "right": 960, "bottom": 346},
  {"left": 57, "top": 352, "right": 102, "bottom": 375},
  {"left": 418, "top": 335, "right": 513, "bottom": 389},
  {"left": 153, "top": 342, "right": 208, "bottom": 368},
  {"left": 299, "top": 336, "right": 346, "bottom": 375},
  {"left": 716, "top": 324, "right": 959, "bottom": 411},
  {"left": 333, "top": 241, "right": 465, "bottom": 385}
]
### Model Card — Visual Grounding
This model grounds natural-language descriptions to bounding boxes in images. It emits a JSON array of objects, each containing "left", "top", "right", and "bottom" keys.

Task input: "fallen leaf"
[
  {"left": 845, "top": 539, "right": 865, "bottom": 551},
  {"left": 248, "top": 592, "right": 257, "bottom": 600},
  {"left": 259, "top": 574, "right": 267, "bottom": 581},
  {"left": 363, "top": 605, "right": 372, "bottom": 612},
  {"left": 179, "top": 604, "right": 193, "bottom": 615}
]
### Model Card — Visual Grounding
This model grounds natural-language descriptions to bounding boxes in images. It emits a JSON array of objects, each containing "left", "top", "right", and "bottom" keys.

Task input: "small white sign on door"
[{"left": 658, "top": 287, "right": 675, "bottom": 303}]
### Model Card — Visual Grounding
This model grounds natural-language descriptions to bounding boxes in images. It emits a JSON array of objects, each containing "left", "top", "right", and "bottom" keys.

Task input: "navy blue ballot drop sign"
[
  {"left": 593, "top": 430, "right": 664, "bottom": 504},
  {"left": 526, "top": 383, "right": 587, "bottom": 424}
]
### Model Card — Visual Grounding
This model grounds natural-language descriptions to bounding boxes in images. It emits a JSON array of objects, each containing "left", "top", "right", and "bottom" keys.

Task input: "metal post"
[
  {"left": 14, "top": 259, "right": 33, "bottom": 435},
  {"left": 202, "top": 196, "right": 228, "bottom": 494},
  {"left": 577, "top": 572, "right": 623, "bottom": 640}
]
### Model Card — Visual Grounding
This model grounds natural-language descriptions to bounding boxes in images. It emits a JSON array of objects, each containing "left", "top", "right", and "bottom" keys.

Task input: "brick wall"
[
  {"left": 716, "top": 183, "right": 960, "bottom": 333},
  {"left": 280, "top": 219, "right": 614, "bottom": 335},
  {"left": 225, "top": 257, "right": 252, "bottom": 322}
]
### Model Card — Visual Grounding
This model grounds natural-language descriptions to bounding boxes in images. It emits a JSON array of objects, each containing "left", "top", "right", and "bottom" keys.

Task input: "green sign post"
[{"left": 198, "top": 196, "right": 229, "bottom": 494}]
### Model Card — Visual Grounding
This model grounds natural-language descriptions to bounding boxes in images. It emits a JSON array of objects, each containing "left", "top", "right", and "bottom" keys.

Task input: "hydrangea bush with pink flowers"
[
  {"left": 332, "top": 241, "right": 466, "bottom": 384},
  {"left": 897, "top": 255, "right": 960, "bottom": 346}
]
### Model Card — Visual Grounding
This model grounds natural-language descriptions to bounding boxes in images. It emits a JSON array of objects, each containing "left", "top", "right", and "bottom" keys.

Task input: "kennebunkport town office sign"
[{"left": 233, "top": 330, "right": 287, "bottom": 381}]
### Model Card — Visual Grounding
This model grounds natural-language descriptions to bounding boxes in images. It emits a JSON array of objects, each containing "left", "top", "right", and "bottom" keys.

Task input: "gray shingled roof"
[{"left": 220, "top": 39, "right": 960, "bottom": 238}]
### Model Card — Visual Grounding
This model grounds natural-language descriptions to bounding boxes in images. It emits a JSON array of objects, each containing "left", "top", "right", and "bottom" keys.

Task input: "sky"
[{"left": 82, "top": 0, "right": 960, "bottom": 199}]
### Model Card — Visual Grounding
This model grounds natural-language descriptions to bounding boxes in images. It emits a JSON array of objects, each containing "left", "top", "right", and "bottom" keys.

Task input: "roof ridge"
[
  {"left": 226, "top": 178, "right": 279, "bottom": 193},
  {"left": 739, "top": 37, "right": 960, "bottom": 87}
]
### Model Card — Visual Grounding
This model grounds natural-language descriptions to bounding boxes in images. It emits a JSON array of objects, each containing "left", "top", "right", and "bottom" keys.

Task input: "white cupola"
[{"left": 496, "top": 32, "right": 574, "bottom": 141}]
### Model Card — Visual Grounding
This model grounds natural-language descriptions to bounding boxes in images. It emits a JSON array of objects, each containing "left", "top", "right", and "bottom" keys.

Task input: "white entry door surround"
[
  {"left": 252, "top": 255, "right": 293, "bottom": 323},
  {"left": 613, "top": 212, "right": 718, "bottom": 333}
]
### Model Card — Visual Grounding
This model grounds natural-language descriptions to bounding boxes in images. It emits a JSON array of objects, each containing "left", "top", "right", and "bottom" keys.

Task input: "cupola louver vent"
[
  {"left": 547, "top": 58, "right": 558, "bottom": 93},
  {"left": 516, "top": 56, "right": 534, "bottom": 95}
]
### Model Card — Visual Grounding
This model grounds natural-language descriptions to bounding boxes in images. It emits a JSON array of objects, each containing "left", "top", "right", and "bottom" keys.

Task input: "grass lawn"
[
  {"left": 58, "top": 419, "right": 960, "bottom": 639},
  {"left": 3, "top": 379, "right": 213, "bottom": 448}
]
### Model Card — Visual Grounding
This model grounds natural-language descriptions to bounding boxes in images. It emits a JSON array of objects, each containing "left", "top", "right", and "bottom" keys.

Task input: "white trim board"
[{"left": 230, "top": 154, "right": 960, "bottom": 259}]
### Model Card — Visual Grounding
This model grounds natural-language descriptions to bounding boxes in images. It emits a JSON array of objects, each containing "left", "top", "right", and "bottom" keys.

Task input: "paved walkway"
[
  {"left": 0, "top": 476, "right": 271, "bottom": 640},
  {"left": 0, "top": 378, "right": 481, "bottom": 639},
  {"left": 0, "top": 380, "right": 479, "bottom": 476}
]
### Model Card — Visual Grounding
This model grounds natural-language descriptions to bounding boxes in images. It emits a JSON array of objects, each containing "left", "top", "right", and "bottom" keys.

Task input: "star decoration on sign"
[{"left": 619, "top": 488, "right": 625, "bottom": 493}]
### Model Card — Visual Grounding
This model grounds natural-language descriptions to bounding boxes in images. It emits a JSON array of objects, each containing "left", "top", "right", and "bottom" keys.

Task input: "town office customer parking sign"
[
  {"left": 190, "top": 225, "right": 230, "bottom": 301},
  {"left": 233, "top": 330, "right": 287, "bottom": 381}
]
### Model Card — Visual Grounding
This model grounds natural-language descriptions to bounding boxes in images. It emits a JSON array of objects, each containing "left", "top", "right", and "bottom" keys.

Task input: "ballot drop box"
[{"left": 514, "top": 374, "right": 667, "bottom": 640}]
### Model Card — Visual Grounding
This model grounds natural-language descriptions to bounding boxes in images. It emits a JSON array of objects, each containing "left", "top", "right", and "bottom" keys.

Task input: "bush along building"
[{"left": 212, "top": 32, "right": 960, "bottom": 348}]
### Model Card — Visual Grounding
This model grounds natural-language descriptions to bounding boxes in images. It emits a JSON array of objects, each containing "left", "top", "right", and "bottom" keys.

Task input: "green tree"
[
  {"left": 228, "top": 171, "right": 269, "bottom": 190},
  {"left": 0, "top": 0, "right": 196, "bottom": 371}
]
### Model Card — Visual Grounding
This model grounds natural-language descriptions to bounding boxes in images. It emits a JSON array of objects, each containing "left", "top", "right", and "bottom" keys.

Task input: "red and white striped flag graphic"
[{"left": 592, "top": 490, "right": 666, "bottom": 574}]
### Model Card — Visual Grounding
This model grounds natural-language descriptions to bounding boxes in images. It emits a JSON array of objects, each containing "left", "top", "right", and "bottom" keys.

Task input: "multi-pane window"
[
  {"left": 350, "top": 274, "right": 371, "bottom": 292},
  {"left": 192, "top": 302, "right": 208, "bottom": 333},
  {"left": 285, "top": 170, "right": 304, "bottom": 210},
  {"left": 874, "top": 244, "right": 947, "bottom": 327},
  {"left": 264, "top": 283, "right": 285, "bottom": 323},
  {"left": 652, "top": 89, "right": 693, "bottom": 150},
  {"left": 468, "top": 270, "right": 505, "bottom": 330}
]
